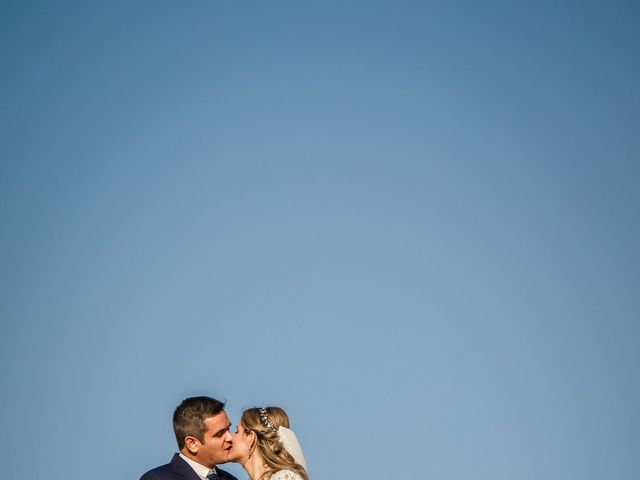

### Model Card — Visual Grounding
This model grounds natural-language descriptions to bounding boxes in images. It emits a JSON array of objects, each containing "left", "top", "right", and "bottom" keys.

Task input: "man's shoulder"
[
  {"left": 217, "top": 467, "right": 239, "bottom": 480},
  {"left": 139, "top": 458, "right": 177, "bottom": 480},
  {"left": 139, "top": 456, "right": 238, "bottom": 480}
]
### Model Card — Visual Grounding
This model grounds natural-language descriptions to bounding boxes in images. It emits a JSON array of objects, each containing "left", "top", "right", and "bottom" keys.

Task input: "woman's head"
[{"left": 229, "top": 407, "right": 308, "bottom": 480}]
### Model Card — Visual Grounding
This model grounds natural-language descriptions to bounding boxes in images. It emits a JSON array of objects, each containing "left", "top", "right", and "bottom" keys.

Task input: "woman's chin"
[{"left": 225, "top": 449, "right": 240, "bottom": 463}]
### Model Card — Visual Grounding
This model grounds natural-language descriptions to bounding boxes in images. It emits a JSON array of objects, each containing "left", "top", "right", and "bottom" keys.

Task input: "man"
[{"left": 140, "top": 396, "right": 238, "bottom": 480}]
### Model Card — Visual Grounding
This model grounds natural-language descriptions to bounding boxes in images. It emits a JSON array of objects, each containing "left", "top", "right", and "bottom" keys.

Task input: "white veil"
[{"left": 278, "top": 426, "right": 307, "bottom": 471}]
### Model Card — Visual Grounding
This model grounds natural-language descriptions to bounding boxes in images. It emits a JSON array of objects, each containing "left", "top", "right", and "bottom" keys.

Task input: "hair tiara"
[{"left": 259, "top": 407, "right": 276, "bottom": 430}]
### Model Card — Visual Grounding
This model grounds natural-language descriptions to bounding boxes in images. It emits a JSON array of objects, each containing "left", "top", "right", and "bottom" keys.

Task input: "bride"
[{"left": 228, "top": 406, "right": 309, "bottom": 480}]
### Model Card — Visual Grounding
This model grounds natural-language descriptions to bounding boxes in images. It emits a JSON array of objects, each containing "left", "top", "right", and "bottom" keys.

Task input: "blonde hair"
[{"left": 241, "top": 407, "right": 309, "bottom": 480}]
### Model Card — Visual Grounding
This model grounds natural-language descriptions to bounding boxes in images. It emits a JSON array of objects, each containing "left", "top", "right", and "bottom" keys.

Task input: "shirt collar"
[{"left": 179, "top": 453, "right": 216, "bottom": 480}]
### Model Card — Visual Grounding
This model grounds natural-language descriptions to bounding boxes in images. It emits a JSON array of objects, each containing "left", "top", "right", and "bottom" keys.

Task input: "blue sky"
[{"left": 1, "top": 1, "right": 639, "bottom": 479}]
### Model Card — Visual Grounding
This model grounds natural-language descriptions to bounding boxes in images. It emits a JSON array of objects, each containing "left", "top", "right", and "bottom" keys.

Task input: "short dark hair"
[{"left": 173, "top": 396, "right": 226, "bottom": 449}]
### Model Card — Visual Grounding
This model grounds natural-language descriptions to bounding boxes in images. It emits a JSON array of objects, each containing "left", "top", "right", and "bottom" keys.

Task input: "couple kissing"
[{"left": 140, "top": 396, "right": 308, "bottom": 480}]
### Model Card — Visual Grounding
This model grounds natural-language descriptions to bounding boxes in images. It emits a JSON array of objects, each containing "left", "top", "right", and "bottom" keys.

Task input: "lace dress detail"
[{"left": 271, "top": 470, "right": 304, "bottom": 480}]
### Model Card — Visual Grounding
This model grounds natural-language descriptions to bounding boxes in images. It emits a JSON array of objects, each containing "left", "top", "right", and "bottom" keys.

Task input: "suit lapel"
[
  {"left": 170, "top": 454, "right": 203, "bottom": 480},
  {"left": 170, "top": 454, "right": 236, "bottom": 480}
]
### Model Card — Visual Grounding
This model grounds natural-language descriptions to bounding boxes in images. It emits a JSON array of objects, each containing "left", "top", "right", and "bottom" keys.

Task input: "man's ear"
[{"left": 184, "top": 436, "right": 199, "bottom": 455}]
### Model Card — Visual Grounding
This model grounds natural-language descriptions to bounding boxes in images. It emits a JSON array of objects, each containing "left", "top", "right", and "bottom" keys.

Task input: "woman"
[{"left": 228, "top": 407, "right": 309, "bottom": 480}]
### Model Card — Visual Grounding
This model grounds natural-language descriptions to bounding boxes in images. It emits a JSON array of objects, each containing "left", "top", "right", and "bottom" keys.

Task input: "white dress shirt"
[{"left": 179, "top": 453, "right": 218, "bottom": 480}]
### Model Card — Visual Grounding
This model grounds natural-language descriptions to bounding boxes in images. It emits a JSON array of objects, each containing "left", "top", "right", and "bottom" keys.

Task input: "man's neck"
[{"left": 179, "top": 452, "right": 215, "bottom": 477}]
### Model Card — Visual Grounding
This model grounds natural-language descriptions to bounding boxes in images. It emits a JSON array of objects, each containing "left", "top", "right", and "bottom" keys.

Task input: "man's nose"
[{"left": 225, "top": 431, "right": 232, "bottom": 441}]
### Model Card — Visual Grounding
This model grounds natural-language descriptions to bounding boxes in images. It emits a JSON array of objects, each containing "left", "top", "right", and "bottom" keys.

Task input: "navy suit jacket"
[{"left": 140, "top": 454, "right": 238, "bottom": 480}]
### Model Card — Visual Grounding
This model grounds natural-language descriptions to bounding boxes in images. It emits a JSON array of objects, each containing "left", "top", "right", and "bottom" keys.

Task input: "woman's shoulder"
[{"left": 270, "top": 469, "right": 303, "bottom": 480}]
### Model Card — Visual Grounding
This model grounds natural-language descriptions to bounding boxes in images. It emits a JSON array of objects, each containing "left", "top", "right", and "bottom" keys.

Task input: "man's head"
[{"left": 173, "top": 396, "right": 232, "bottom": 467}]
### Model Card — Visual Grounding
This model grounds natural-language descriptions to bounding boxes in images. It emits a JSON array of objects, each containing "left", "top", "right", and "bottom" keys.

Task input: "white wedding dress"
[{"left": 271, "top": 469, "right": 304, "bottom": 480}]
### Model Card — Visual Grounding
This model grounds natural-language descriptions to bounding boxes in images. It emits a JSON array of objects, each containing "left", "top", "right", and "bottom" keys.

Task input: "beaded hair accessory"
[{"left": 259, "top": 407, "right": 276, "bottom": 431}]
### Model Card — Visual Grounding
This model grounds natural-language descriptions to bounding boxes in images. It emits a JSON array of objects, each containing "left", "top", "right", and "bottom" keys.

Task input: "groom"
[{"left": 140, "top": 396, "right": 238, "bottom": 480}]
